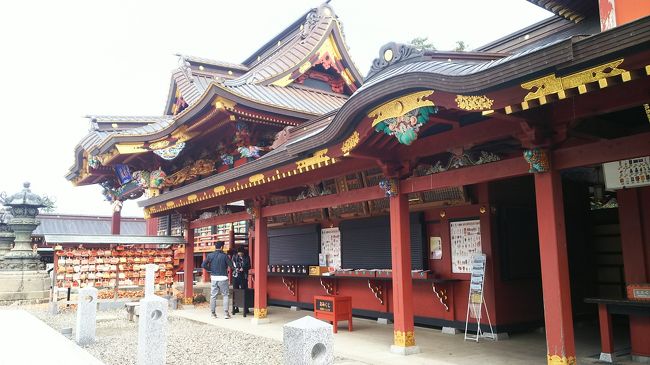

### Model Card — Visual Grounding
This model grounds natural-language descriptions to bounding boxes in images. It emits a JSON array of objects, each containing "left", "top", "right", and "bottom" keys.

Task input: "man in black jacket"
[
  {"left": 232, "top": 247, "right": 251, "bottom": 314},
  {"left": 201, "top": 241, "right": 234, "bottom": 319}
]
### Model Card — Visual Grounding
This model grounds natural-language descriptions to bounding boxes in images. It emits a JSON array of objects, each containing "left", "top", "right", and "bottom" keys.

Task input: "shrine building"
[{"left": 66, "top": 1, "right": 650, "bottom": 364}]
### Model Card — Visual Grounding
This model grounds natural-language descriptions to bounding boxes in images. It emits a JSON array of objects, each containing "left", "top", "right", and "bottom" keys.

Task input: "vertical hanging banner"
[{"left": 114, "top": 164, "right": 132, "bottom": 185}]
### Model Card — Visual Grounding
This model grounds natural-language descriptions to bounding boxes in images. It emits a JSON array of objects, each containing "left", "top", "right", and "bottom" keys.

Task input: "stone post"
[
  {"left": 144, "top": 264, "right": 157, "bottom": 297},
  {"left": 283, "top": 316, "right": 334, "bottom": 365},
  {"left": 137, "top": 262, "right": 167, "bottom": 365},
  {"left": 76, "top": 286, "right": 98, "bottom": 345}
]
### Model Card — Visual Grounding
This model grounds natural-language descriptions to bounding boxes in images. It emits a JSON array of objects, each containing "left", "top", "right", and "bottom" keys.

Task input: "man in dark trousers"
[
  {"left": 232, "top": 247, "right": 251, "bottom": 314},
  {"left": 201, "top": 241, "right": 234, "bottom": 319}
]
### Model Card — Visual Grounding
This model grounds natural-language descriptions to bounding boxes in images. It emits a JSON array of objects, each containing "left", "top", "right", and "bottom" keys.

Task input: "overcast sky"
[{"left": 0, "top": 0, "right": 551, "bottom": 217}]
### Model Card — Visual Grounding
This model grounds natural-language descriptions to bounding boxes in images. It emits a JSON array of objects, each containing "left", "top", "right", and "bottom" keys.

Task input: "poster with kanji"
[
  {"left": 321, "top": 227, "right": 341, "bottom": 269},
  {"left": 450, "top": 220, "right": 482, "bottom": 273},
  {"left": 603, "top": 156, "right": 650, "bottom": 190}
]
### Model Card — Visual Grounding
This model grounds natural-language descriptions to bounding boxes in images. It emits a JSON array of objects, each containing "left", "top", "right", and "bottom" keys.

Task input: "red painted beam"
[
  {"left": 553, "top": 131, "right": 650, "bottom": 169},
  {"left": 395, "top": 118, "right": 518, "bottom": 160},
  {"left": 189, "top": 211, "right": 251, "bottom": 229},
  {"left": 401, "top": 157, "right": 530, "bottom": 194},
  {"left": 549, "top": 77, "right": 650, "bottom": 124},
  {"left": 261, "top": 185, "right": 386, "bottom": 217}
]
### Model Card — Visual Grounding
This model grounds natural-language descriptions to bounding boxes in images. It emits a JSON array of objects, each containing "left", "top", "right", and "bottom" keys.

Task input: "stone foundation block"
[{"left": 283, "top": 316, "right": 333, "bottom": 365}]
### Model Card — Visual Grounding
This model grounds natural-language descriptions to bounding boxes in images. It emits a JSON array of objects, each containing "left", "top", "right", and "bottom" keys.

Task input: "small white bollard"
[
  {"left": 137, "top": 263, "right": 167, "bottom": 365},
  {"left": 283, "top": 316, "right": 333, "bottom": 365},
  {"left": 75, "top": 286, "right": 98, "bottom": 345}
]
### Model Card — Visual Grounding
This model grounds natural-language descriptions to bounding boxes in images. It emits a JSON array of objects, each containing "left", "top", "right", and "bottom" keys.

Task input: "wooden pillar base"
[
  {"left": 391, "top": 330, "right": 420, "bottom": 355},
  {"left": 547, "top": 355, "right": 576, "bottom": 365},
  {"left": 252, "top": 307, "right": 269, "bottom": 325}
]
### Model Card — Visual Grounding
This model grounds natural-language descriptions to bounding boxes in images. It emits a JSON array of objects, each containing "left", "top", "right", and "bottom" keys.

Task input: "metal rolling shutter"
[
  {"left": 268, "top": 224, "right": 320, "bottom": 265},
  {"left": 340, "top": 214, "right": 424, "bottom": 270}
]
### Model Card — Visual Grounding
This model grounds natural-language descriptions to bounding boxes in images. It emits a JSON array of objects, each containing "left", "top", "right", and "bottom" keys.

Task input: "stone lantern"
[
  {"left": 0, "top": 182, "right": 50, "bottom": 302},
  {"left": 0, "top": 208, "right": 14, "bottom": 259}
]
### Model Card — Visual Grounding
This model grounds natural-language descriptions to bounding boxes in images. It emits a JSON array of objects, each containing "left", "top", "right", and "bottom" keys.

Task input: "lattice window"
[
  {"left": 170, "top": 213, "right": 183, "bottom": 236},
  {"left": 156, "top": 215, "right": 170, "bottom": 236}
]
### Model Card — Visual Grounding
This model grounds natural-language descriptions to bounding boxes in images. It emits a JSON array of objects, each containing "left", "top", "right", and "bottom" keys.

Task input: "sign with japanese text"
[{"left": 450, "top": 220, "right": 482, "bottom": 273}]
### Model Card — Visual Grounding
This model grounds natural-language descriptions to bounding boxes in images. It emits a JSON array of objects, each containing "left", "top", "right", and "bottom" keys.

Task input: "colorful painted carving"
[
  {"left": 521, "top": 59, "right": 625, "bottom": 102},
  {"left": 296, "top": 184, "right": 332, "bottom": 200},
  {"left": 455, "top": 95, "right": 494, "bottom": 111},
  {"left": 220, "top": 154, "right": 234, "bottom": 166},
  {"left": 374, "top": 106, "right": 437, "bottom": 145},
  {"left": 237, "top": 145, "right": 263, "bottom": 159},
  {"left": 426, "top": 151, "right": 501, "bottom": 174},
  {"left": 150, "top": 168, "right": 166, "bottom": 188},
  {"left": 341, "top": 131, "right": 360, "bottom": 156},
  {"left": 523, "top": 148, "right": 550, "bottom": 173},
  {"left": 378, "top": 178, "right": 399, "bottom": 198},
  {"left": 153, "top": 141, "right": 185, "bottom": 160},
  {"left": 88, "top": 156, "right": 101, "bottom": 169},
  {"left": 101, "top": 180, "right": 143, "bottom": 202},
  {"left": 132, "top": 169, "right": 167, "bottom": 191},
  {"left": 132, "top": 170, "right": 150, "bottom": 189},
  {"left": 164, "top": 159, "right": 216, "bottom": 187}
]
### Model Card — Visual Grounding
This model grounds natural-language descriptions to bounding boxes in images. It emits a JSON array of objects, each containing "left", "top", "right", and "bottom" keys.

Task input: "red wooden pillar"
[
  {"left": 598, "top": 303, "right": 615, "bottom": 361},
  {"left": 252, "top": 207, "right": 269, "bottom": 324},
  {"left": 388, "top": 189, "right": 419, "bottom": 355},
  {"left": 534, "top": 170, "right": 576, "bottom": 365},
  {"left": 111, "top": 210, "right": 121, "bottom": 235},
  {"left": 183, "top": 224, "right": 195, "bottom": 304},
  {"left": 201, "top": 252, "right": 210, "bottom": 283},
  {"left": 617, "top": 188, "right": 650, "bottom": 360}
]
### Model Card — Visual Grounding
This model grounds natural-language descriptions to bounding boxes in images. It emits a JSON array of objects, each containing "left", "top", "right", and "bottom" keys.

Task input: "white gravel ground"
[{"left": 30, "top": 306, "right": 287, "bottom": 365}]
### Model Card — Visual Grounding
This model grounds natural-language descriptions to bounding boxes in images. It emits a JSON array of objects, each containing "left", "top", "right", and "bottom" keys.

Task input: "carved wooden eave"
[{"left": 226, "top": 3, "right": 364, "bottom": 91}]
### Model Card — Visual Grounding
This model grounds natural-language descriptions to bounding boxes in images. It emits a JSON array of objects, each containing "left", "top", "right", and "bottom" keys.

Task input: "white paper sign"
[
  {"left": 430, "top": 236, "right": 442, "bottom": 260},
  {"left": 321, "top": 227, "right": 341, "bottom": 269},
  {"left": 450, "top": 220, "right": 482, "bottom": 274},
  {"left": 603, "top": 156, "right": 650, "bottom": 190}
]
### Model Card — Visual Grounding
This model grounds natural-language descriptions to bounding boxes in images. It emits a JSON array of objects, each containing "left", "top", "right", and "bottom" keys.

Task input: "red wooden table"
[{"left": 314, "top": 295, "right": 353, "bottom": 333}]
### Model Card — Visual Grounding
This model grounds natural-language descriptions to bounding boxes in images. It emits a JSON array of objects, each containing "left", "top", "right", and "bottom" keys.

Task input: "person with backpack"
[{"left": 201, "top": 241, "right": 235, "bottom": 319}]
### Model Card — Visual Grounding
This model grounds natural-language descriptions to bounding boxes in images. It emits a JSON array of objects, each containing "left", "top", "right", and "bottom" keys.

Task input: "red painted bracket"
[
  {"left": 432, "top": 283, "right": 449, "bottom": 311},
  {"left": 320, "top": 277, "right": 338, "bottom": 295},
  {"left": 367, "top": 279, "right": 385, "bottom": 305},
  {"left": 282, "top": 276, "right": 297, "bottom": 297}
]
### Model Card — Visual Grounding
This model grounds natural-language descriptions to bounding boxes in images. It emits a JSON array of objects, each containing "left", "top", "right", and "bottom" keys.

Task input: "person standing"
[
  {"left": 201, "top": 241, "right": 234, "bottom": 319},
  {"left": 232, "top": 247, "right": 251, "bottom": 314}
]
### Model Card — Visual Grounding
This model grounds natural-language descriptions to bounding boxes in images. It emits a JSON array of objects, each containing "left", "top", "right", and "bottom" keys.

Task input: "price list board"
[
  {"left": 604, "top": 156, "right": 650, "bottom": 190},
  {"left": 450, "top": 220, "right": 482, "bottom": 274}
]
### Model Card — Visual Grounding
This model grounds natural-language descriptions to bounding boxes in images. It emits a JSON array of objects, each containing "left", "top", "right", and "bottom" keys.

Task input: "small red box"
[{"left": 314, "top": 295, "right": 353, "bottom": 333}]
